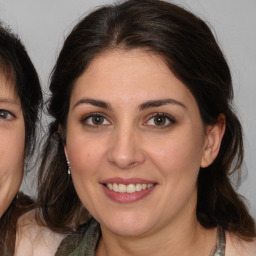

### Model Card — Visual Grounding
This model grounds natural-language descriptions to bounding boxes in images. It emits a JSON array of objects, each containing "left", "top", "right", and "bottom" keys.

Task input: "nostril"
[
  {"left": 107, "top": 135, "right": 146, "bottom": 169},
  {"left": 108, "top": 159, "right": 137, "bottom": 169}
]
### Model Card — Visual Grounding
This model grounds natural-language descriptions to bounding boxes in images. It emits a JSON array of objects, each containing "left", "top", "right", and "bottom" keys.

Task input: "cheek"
[
  {"left": 146, "top": 129, "right": 205, "bottom": 182},
  {"left": 0, "top": 128, "right": 25, "bottom": 216},
  {"left": 145, "top": 132, "right": 205, "bottom": 219},
  {"left": 65, "top": 134, "right": 108, "bottom": 213},
  {"left": 66, "top": 134, "right": 105, "bottom": 179},
  {"left": 0, "top": 129, "right": 25, "bottom": 174}
]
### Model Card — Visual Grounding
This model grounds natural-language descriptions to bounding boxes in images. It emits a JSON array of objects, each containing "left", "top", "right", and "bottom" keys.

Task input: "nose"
[{"left": 107, "top": 126, "right": 145, "bottom": 169}]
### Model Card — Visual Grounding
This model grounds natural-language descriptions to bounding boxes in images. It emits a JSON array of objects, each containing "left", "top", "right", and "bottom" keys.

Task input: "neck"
[{"left": 96, "top": 213, "right": 216, "bottom": 256}]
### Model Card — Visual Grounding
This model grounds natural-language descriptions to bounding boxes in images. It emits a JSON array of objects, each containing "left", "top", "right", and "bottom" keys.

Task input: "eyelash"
[
  {"left": 0, "top": 109, "right": 15, "bottom": 121},
  {"left": 81, "top": 112, "right": 176, "bottom": 129}
]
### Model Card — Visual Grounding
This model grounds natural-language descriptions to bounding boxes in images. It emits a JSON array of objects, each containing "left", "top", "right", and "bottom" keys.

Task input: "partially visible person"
[
  {"left": 0, "top": 23, "right": 42, "bottom": 255},
  {"left": 16, "top": 0, "right": 256, "bottom": 255}
]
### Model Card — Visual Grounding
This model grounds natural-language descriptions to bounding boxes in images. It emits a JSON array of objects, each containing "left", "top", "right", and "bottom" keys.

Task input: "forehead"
[
  {"left": 71, "top": 49, "right": 195, "bottom": 107},
  {"left": 0, "top": 72, "right": 19, "bottom": 101}
]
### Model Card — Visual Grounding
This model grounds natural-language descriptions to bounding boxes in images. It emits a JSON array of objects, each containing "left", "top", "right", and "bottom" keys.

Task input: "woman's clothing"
[
  {"left": 210, "top": 225, "right": 226, "bottom": 256},
  {"left": 55, "top": 218, "right": 100, "bottom": 256},
  {"left": 55, "top": 218, "right": 225, "bottom": 256}
]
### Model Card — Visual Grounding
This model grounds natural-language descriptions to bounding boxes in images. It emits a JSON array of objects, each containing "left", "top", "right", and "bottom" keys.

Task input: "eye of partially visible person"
[{"left": 0, "top": 109, "right": 15, "bottom": 121}]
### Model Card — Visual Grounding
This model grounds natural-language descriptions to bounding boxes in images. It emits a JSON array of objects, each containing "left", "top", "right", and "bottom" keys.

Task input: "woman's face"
[
  {"left": 65, "top": 49, "right": 221, "bottom": 237},
  {"left": 0, "top": 74, "right": 25, "bottom": 217}
]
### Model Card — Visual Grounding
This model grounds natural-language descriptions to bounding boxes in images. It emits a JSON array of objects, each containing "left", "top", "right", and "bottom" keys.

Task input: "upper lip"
[{"left": 100, "top": 177, "right": 157, "bottom": 185}]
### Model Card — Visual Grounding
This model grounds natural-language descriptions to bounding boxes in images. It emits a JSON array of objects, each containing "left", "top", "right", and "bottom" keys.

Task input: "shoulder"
[
  {"left": 14, "top": 210, "right": 66, "bottom": 256},
  {"left": 225, "top": 231, "right": 256, "bottom": 256}
]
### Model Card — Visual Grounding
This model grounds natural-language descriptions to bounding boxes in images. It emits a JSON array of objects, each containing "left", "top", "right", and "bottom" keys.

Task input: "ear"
[
  {"left": 201, "top": 114, "right": 226, "bottom": 168},
  {"left": 64, "top": 144, "right": 69, "bottom": 162},
  {"left": 58, "top": 125, "right": 69, "bottom": 161}
]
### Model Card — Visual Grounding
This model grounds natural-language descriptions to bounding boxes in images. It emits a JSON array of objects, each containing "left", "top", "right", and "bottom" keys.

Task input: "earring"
[{"left": 67, "top": 161, "right": 71, "bottom": 175}]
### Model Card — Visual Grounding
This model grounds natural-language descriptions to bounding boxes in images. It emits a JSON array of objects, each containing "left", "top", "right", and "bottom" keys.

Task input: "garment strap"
[{"left": 209, "top": 226, "right": 226, "bottom": 256}]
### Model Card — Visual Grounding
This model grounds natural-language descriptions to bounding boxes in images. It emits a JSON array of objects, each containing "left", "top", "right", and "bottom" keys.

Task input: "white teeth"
[
  {"left": 113, "top": 183, "right": 118, "bottom": 192},
  {"left": 127, "top": 184, "right": 135, "bottom": 193},
  {"left": 142, "top": 184, "right": 147, "bottom": 190},
  {"left": 118, "top": 184, "right": 127, "bottom": 193},
  {"left": 147, "top": 184, "right": 154, "bottom": 189},
  {"left": 106, "top": 183, "right": 154, "bottom": 193},
  {"left": 135, "top": 184, "right": 142, "bottom": 191},
  {"left": 107, "top": 183, "right": 113, "bottom": 190}
]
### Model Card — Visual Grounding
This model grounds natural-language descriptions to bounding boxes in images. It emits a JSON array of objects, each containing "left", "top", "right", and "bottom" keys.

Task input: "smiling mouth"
[{"left": 104, "top": 183, "right": 155, "bottom": 193}]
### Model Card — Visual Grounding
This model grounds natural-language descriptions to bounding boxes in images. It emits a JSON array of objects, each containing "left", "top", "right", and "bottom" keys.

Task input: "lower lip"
[{"left": 102, "top": 185, "right": 156, "bottom": 203}]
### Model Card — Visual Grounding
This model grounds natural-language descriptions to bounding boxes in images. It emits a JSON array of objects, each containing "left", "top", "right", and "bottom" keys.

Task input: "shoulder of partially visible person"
[
  {"left": 14, "top": 209, "right": 66, "bottom": 256},
  {"left": 225, "top": 231, "right": 256, "bottom": 256}
]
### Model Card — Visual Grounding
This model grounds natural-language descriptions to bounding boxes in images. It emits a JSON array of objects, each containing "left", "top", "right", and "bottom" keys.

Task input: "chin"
[
  {"left": 107, "top": 223, "right": 151, "bottom": 237},
  {"left": 98, "top": 212, "right": 155, "bottom": 237}
]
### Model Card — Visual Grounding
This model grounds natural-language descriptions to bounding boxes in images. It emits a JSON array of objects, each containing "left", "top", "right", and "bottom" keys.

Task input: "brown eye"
[
  {"left": 145, "top": 113, "right": 176, "bottom": 128},
  {"left": 82, "top": 113, "right": 111, "bottom": 127},
  {"left": 154, "top": 116, "right": 167, "bottom": 126},
  {"left": 92, "top": 115, "right": 104, "bottom": 125}
]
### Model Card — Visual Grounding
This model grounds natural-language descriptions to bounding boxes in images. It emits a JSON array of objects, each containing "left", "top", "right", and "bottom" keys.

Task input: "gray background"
[{"left": 0, "top": 0, "right": 255, "bottom": 218}]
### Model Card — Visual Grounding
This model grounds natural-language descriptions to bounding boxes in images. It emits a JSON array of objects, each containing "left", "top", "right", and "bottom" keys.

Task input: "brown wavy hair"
[
  {"left": 37, "top": 0, "right": 255, "bottom": 240},
  {"left": 0, "top": 24, "right": 42, "bottom": 255}
]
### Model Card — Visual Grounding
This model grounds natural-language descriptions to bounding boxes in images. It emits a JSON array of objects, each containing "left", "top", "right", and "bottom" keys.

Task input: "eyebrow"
[
  {"left": 139, "top": 99, "right": 186, "bottom": 110},
  {"left": 73, "top": 97, "right": 186, "bottom": 112},
  {"left": 73, "top": 98, "right": 112, "bottom": 110}
]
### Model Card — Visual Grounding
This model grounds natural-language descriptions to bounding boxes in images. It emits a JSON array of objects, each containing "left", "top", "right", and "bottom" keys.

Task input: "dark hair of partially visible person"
[
  {"left": 36, "top": 0, "right": 255, "bottom": 240},
  {"left": 0, "top": 23, "right": 43, "bottom": 255}
]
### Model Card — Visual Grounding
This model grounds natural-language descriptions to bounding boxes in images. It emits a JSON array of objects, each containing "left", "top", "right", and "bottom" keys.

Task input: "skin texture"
[
  {"left": 64, "top": 49, "right": 226, "bottom": 255},
  {"left": 15, "top": 210, "right": 66, "bottom": 256},
  {"left": 0, "top": 74, "right": 25, "bottom": 217}
]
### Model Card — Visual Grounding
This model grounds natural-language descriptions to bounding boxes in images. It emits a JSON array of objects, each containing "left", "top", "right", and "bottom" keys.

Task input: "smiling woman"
[
  {"left": 30, "top": 0, "right": 255, "bottom": 255},
  {"left": 64, "top": 49, "right": 218, "bottom": 239},
  {"left": 0, "top": 23, "right": 42, "bottom": 255}
]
